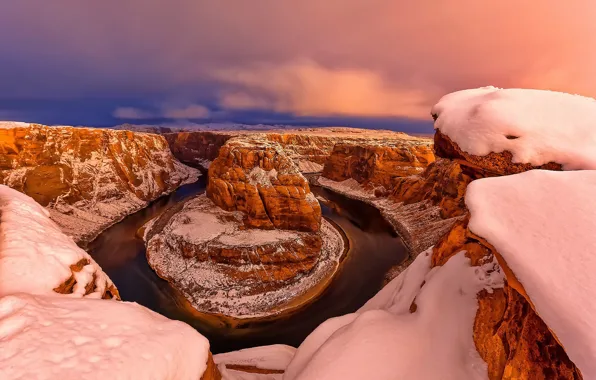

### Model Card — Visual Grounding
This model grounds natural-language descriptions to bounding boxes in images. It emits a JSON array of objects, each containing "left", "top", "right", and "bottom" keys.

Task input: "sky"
[{"left": 1, "top": 1, "right": 595, "bottom": 133}]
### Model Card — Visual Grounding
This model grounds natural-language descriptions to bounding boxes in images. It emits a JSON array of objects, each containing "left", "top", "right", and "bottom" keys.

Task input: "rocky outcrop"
[
  {"left": 430, "top": 217, "right": 581, "bottom": 379},
  {"left": 145, "top": 195, "right": 344, "bottom": 318},
  {"left": 164, "top": 128, "right": 430, "bottom": 174},
  {"left": 164, "top": 131, "right": 235, "bottom": 170},
  {"left": 322, "top": 140, "right": 434, "bottom": 191},
  {"left": 434, "top": 129, "right": 563, "bottom": 176},
  {"left": 0, "top": 123, "right": 199, "bottom": 244},
  {"left": 147, "top": 135, "right": 347, "bottom": 319},
  {"left": 207, "top": 137, "right": 321, "bottom": 232}
]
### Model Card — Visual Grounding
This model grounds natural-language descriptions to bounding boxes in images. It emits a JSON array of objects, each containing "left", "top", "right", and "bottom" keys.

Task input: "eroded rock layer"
[
  {"left": 322, "top": 140, "right": 434, "bottom": 191},
  {"left": 145, "top": 195, "right": 344, "bottom": 318},
  {"left": 0, "top": 123, "right": 199, "bottom": 243},
  {"left": 207, "top": 137, "right": 321, "bottom": 232}
]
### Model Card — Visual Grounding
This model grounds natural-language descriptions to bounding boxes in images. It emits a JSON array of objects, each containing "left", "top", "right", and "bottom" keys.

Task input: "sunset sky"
[{"left": 1, "top": 1, "right": 595, "bottom": 132}]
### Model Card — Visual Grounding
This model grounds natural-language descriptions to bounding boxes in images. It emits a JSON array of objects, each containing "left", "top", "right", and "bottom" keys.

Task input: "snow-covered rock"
[
  {"left": 432, "top": 87, "right": 596, "bottom": 172},
  {"left": 0, "top": 123, "right": 200, "bottom": 244},
  {"left": 466, "top": 169, "right": 596, "bottom": 379},
  {"left": 282, "top": 250, "right": 503, "bottom": 380},
  {"left": 0, "top": 293, "right": 214, "bottom": 380},
  {"left": 0, "top": 185, "right": 118, "bottom": 299}
]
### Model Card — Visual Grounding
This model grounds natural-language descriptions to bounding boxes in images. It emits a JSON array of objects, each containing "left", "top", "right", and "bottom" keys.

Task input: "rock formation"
[
  {"left": 164, "top": 131, "right": 235, "bottom": 170},
  {"left": 207, "top": 136, "right": 322, "bottom": 232},
  {"left": 146, "top": 135, "right": 345, "bottom": 319},
  {"left": 163, "top": 127, "right": 427, "bottom": 174},
  {"left": 0, "top": 123, "right": 199, "bottom": 244},
  {"left": 431, "top": 218, "right": 581, "bottom": 379},
  {"left": 322, "top": 140, "right": 434, "bottom": 191}
]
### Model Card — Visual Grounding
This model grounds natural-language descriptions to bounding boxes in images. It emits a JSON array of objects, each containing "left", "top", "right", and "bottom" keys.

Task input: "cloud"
[
  {"left": 113, "top": 104, "right": 210, "bottom": 120},
  {"left": 162, "top": 104, "right": 210, "bottom": 119},
  {"left": 214, "top": 61, "right": 432, "bottom": 118},
  {"left": 112, "top": 107, "right": 154, "bottom": 120},
  {"left": 2, "top": 1, "right": 596, "bottom": 123}
]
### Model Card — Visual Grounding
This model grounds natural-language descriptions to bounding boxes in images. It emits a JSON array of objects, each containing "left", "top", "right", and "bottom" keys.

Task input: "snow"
[
  {"left": 214, "top": 344, "right": 295, "bottom": 371},
  {"left": 0, "top": 121, "right": 30, "bottom": 129},
  {"left": 0, "top": 293, "right": 211, "bottom": 380},
  {"left": 432, "top": 87, "right": 596, "bottom": 170},
  {"left": 283, "top": 250, "right": 503, "bottom": 380},
  {"left": 466, "top": 169, "right": 596, "bottom": 379},
  {"left": 0, "top": 185, "right": 113, "bottom": 298}
]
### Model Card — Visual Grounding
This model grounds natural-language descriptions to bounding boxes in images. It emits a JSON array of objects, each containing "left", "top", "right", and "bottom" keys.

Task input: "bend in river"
[{"left": 88, "top": 177, "right": 407, "bottom": 353}]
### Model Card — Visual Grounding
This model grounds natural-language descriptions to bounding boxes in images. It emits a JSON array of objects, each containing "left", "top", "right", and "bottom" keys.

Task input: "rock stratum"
[
  {"left": 162, "top": 127, "right": 429, "bottom": 174},
  {"left": 146, "top": 135, "right": 345, "bottom": 319},
  {"left": 207, "top": 136, "right": 322, "bottom": 232},
  {"left": 0, "top": 122, "right": 199, "bottom": 244}
]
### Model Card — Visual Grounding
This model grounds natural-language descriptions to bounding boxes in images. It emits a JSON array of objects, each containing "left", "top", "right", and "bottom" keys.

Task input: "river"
[{"left": 88, "top": 177, "right": 407, "bottom": 353}]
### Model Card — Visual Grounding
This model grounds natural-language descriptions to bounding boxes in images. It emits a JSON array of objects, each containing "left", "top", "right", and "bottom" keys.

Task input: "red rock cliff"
[{"left": 0, "top": 123, "right": 199, "bottom": 243}]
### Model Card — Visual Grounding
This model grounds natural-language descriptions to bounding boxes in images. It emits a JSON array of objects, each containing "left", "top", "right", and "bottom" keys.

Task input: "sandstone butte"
[
  {"left": 0, "top": 123, "right": 198, "bottom": 244},
  {"left": 411, "top": 130, "right": 579, "bottom": 379},
  {"left": 207, "top": 136, "right": 322, "bottom": 232}
]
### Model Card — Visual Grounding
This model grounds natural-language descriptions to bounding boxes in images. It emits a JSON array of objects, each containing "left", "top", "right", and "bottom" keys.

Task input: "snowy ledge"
[
  {"left": 466, "top": 169, "right": 596, "bottom": 379},
  {"left": 145, "top": 194, "right": 346, "bottom": 320},
  {"left": 0, "top": 185, "right": 116, "bottom": 298},
  {"left": 316, "top": 176, "right": 460, "bottom": 255},
  {"left": 0, "top": 294, "right": 211, "bottom": 380},
  {"left": 432, "top": 87, "right": 596, "bottom": 170}
]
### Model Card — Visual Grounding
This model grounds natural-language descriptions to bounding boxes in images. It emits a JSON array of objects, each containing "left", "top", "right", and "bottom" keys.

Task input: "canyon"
[
  {"left": 0, "top": 87, "right": 594, "bottom": 380},
  {"left": 0, "top": 122, "right": 199, "bottom": 245}
]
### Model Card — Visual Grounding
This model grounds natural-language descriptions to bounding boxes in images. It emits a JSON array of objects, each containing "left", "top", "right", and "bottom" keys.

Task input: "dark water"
[{"left": 88, "top": 178, "right": 407, "bottom": 353}]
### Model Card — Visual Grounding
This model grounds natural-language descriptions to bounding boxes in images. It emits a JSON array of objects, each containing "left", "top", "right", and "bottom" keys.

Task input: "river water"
[{"left": 88, "top": 178, "right": 407, "bottom": 353}]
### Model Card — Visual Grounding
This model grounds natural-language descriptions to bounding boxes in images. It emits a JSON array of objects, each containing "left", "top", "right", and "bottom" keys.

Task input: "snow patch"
[
  {"left": 0, "top": 294, "right": 210, "bottom": 380},
  {"left": 432, "top": 87, "right": 596, "bottom": 170}
]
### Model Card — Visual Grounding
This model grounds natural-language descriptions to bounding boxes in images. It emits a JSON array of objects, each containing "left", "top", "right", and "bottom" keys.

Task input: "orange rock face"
[
  {"left": 322, "top": 140, "right": 435, "bottom": 191},
  {"left": 207, "top": 137, "right": 321, "bottom": 232},
  {"left": 391, "top": 158, "right": 472, "bottom": 219},
  {"left": 164, "top": 131, "right": 235, "bottom": 169},
  {"left": 430, "top": 217, "right": 581, "bottom": 379},
  {"left": 0, "top": 124, "right": 198, "bottom": 243}
]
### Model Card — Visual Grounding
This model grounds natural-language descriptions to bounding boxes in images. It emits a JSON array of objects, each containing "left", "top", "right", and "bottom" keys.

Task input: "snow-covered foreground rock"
[
  {"left": 0, "top": 294, "right": 213, "bottom": 380},
  {"left": 0, "top": 184, "right": 219, "bottom": 379},
  {"left": 145, "top": 195, "right": 344, "bottom": 319},
  {"left": 467, "top": 170, "right": 596, "bottom": 379},
  {"left": 282, "top": 250, "right": 502, "bottom": 380},
  {"left": 0, "top": 122, "right": 199, "bottom": 244},
  {"left": 432, "top": 87, "right": 596, "bottom": 172},
  {"left": 0, "top": 185, "right": 118, "bottom": 299}
]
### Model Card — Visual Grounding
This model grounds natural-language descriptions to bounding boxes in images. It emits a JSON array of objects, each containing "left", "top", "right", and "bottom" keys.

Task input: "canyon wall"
[
  {"left": 0, "top": 123, "right": 199, "bottom": 244},
  {"left": 164, "top": 128, "right": 426, "bottom": 174},
  {"left": 321, "top": 140, "right": 434, "bottom": 192}
]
